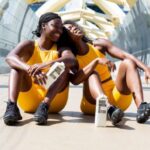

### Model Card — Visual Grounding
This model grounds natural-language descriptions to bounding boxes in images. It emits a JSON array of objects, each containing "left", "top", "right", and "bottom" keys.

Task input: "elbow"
[
  {"left": 70, "top": 77, "right": 81, "bottom": 85},
  {"left": 5, "top": 55, "right": 10, "bottom": 64},
  {"left": 71, "top": 80, "right": 80, "bottom": 85},
  {"left": 69, "top": 57, "right": 78, "bottom": 67},
  {"left": 68, "top": 59, "right": 76, "bottom": 69},
  {"left": 70, "top": 58, "right": 78, "bottom": 71},
  {"left": 5, "top": 55, "right": 13, "bottom": 67}
]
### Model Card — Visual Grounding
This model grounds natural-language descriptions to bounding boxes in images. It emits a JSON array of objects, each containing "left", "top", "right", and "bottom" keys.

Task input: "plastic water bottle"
[
  {"left": 44, "top": 62, "right": 65, "bottom": 89},
  {"left": 95, "top": 94, "right": 108, "bottom": 127}
]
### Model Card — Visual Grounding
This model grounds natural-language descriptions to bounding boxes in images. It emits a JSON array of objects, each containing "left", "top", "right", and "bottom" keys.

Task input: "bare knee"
[
  {"left": 10, "top": 68, "right": 23, "bottom": 74},
  {"left": 122, "top": 59, "right": 136, "bottom": 68},
  {"left": 88, "top": 71, "right": 99, "bottom": 79}
]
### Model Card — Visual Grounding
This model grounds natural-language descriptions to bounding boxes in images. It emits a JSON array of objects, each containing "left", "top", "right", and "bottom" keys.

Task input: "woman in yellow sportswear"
[
  {"left": 63, "top": 20, "right": 150, "bottom": 125},
  {"left": 3, "top": 13, "right": 77, "bottom": 125}
]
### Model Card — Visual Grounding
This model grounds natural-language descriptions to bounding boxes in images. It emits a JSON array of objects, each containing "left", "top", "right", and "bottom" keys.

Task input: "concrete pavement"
[{"left": 0, "top": 73, "right": 150, "bottom": 150}]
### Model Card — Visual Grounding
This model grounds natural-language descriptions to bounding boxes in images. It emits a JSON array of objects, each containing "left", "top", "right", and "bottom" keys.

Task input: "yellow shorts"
[
  {"left": 80, "top": 80, "right": 132, "bottom": 115},
  {"left": 17, "top": 83, "right": 69, "bottom": 113}
]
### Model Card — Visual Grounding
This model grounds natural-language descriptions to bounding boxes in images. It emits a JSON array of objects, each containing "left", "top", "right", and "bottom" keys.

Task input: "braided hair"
[{"left": 32, "top": 12, "right": 61, "bottom": 37}]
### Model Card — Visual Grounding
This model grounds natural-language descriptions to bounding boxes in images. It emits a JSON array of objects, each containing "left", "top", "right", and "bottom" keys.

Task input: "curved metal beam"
[{"left": 35, "top": 0, "right": 70, "bottom": 17}]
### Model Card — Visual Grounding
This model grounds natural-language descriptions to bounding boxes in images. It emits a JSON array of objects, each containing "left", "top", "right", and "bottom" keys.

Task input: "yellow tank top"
[
  {"left": 76, "top": 43, "right": 111, "bottom": 81},
  {"left": 27, "top": 40, "right": 59, "bottom": 65},
  {"left": 18, "top": 41, "right": 69, "bottom": 113}
]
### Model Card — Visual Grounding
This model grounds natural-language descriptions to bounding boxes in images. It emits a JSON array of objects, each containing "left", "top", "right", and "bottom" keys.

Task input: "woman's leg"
[
  {"left": 83, "top": 71, "right": 104, "bottom": 105},
  {"left": 115, "top": 59, "right": 143, "bottom": 108},
  {"left": 8, "top": 69, "right": 32, "bottom": 102},
  {"left": 3, "top": 69, "right": 32, "bottom": 125},
  {"left": 83, "top": 72, "right": 124, "bottom": 125},
  {"left": 43, "top": 68, "right": 70, "bottom": 104},
  {"left": 115, "top": 59, "right": 150, "bottom": 123},
  {"left": 34, "top": 68, "right": 70, "bottom": 124}
]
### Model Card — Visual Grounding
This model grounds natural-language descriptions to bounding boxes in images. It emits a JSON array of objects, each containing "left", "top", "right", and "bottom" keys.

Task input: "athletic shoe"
[
  {"left": 108, "top": 106, "right": 124, "bottom": 126},
  {"left": 3, "top": 101, "right": 22, "bottom": 125},
  {"left": 136, "top": 102, "right": 150, "bottom": 123},
  {"left": 34, "top": 102, "right": 49, "bottom": 125}
]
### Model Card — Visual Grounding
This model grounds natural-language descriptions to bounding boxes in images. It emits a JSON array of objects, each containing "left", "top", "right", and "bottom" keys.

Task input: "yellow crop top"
[
  {"left": 76, "top": 43, "right": 111, "bottom": 81},
  {"left": 27, "top": 40, "right": 59, "bottom": 65}
]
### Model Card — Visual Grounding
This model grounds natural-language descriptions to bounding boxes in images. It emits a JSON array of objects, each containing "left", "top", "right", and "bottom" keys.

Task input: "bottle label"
[
  {"left": 44, "top": 62, "right": 65, "bottom": 89},
  {"left": 95, "top": 95, "right": 107, "bottom": 127},
  {"left": 55, "top": 67, "right": 63, "bottom": 75},
  {"left": 50, "top": 71, "right": 57, "bottom": 79},
  {"left": 99, "top": 108, "right": 107, "bottom": 113}
]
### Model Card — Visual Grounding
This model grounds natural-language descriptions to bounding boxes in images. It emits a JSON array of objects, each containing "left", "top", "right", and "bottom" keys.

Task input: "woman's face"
[
  {"left": 64, "top": 23, "right": 84, "bottom": 41},
  {"left": 43, "top": 18, "right": 63, "bottom": 42}
]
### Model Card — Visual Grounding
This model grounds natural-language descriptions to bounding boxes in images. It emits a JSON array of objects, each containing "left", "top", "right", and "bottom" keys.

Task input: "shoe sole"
[
  {"left": 17, "top": 116, "right": 22, "bottom": 120},
  {"left": 34, "top": 116, "right": 47, "bottom": 125},
  {"left": 112, "top": 109, "right": 124, "bottom": 126},
  {"left": 3, "top": 116, "right": 18, "bottom": 125},
  {"left": 136, "top": 113, "right": 149, "bottom": 123}
]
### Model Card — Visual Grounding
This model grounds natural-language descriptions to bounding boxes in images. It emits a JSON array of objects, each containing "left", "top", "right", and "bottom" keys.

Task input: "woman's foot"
[
  {"left": 107, "top": 106, "right": 124, "bottom": 126},
  {"left": 3, "top": 100, "right": 22, "bottom": 125},
  {"left": 34, "top": 102, "right": 49, "bottom": 125},
  {"left": 136, "top": 102, "right": 150, "bottom": 123}
]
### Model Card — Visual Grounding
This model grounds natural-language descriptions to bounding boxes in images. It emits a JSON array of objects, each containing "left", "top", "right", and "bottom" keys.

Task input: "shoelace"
[
  {"left": 6, "top": 102, "right": 18, "bottom": 113},
  {"left": 39, "top": 104, "right": 48, "bottom": 117},
  {"left": 139, "top": 103, "right": 149, "bottom": 111}
]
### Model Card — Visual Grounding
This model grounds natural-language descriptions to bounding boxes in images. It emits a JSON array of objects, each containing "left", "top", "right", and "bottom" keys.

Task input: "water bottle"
[
  {"left": 44, "top": 62, "right": 65, "bottom": 89},
  {"left": 95, "top": 94, "right": 107, "bottom": 127}
]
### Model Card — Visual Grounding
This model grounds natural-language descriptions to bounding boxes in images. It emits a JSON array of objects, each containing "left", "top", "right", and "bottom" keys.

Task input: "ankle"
[
  {"left": 137, "top": 101, "right": 147, "bottom": 109},
  {"left": 107, "top": 106, "right": 116, "bottom": 118},
  {"left": 8, "top": 99, "right": 17, "bottom": 104},
  {"left": 42, "top": 100, "right": 50, "bottom": 107}
]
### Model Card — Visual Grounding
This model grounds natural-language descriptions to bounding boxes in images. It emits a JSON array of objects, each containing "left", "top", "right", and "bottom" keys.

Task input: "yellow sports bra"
[
  {"left": 27, "top": 40, "right": 59, "bottom": 65},
  {"left": 76, "top": 43, "right": 111, "bottom": 81}
]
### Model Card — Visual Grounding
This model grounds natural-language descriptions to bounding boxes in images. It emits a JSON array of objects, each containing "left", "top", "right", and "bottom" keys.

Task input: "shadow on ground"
[{"left": 2, "top": 111, "right": 148, "bottom": 129}]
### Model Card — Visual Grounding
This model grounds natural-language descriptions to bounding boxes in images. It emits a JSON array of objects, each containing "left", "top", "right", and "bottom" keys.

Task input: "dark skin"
[
  {"left": 64, "top": 23, "right": 150, "bottom": 108},
  {"left": 6, "top": 18, "right": 76, "bottom": 105}
]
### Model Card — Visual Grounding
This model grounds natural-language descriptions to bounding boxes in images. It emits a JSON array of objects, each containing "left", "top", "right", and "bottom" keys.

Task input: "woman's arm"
[
  {"left": 93, "top": 38, "right": 149, "bottom": 71},
  {"left": 6, "top": 40, "right": 49, "bottom": 85},
  {"left": 57, "top": 47, "right": 78, "bottom": 70},
  {"left": 5, "top": 40, "right": 34, "bottom": 72},
  {"left": 70, "top": 58, "right": 115, "bottom": 85},
  {"left": 30, "top": 47, "right": 78, "bottom": 76},
  {"left": 93, "top": 38, "right": 150, "bottom": 83}
]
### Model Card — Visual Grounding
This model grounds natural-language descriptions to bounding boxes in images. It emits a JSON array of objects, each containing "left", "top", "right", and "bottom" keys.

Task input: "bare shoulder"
[
  {"left": 58, "top": 46, "right": 73, "bottom": 56},
  {"left": 16, "top": 40, "right": 35, "bottom": 50},
  {"left": 93, "top": 38, "right": 112, "bottom": 47},
  {"left": 8, "top": 40, "right": 35, "bottom": 60},
  {"left": 12, "top": 40, "right": 34, "bottom": 54}
]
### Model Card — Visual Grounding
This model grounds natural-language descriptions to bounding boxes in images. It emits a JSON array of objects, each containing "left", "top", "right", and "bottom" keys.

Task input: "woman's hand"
[
  {"left": 27, "top": 63, "right": 48, "bottom": 85},
  {"left": 66, "top": 27, "right": 83, "bottom": 42},
  {"left": 97, "top": 58, "right": 116, "bottom": 72},
  {"left": 33, "top": 71, "right": 47, "bottom": 85},
  {"left": 144, "top": 67, "right": 150, "bottom": 84},
  {"left": 28, "top": 63, "right": 51, "bottom": 76}
]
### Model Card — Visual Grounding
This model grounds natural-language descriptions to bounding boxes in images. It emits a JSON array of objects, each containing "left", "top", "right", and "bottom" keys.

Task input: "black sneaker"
[
  {"left": 34, "top": 102, "right": 49, "bottom": 125},
  {"left": 3, "top": 101, "right": 22, "bottom": 125},
  {"left": 136, "top": 102, "right": 150, "bottom": 123},
  {"left": 108, "top": 106, "right": 124, "bottom": 126}
]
